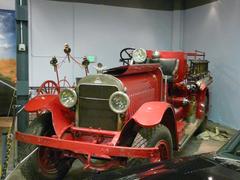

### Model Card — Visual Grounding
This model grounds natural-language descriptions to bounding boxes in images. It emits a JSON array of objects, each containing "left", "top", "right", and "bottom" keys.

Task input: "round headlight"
[
  {"left": 109, "top": 91, "right": 130, "bottom": 114},
  {"left": 59, "top": 88, "right": 77, "bottom": 108},
  {"left": 132, "top": 48, "right": 147, "bottom": 63}
]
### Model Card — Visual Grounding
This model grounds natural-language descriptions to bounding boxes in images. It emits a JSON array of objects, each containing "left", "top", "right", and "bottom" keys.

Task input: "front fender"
[
  {"left": 132, "top": 101, "right": 175, "bottom": 128},
  {"left": 25, "top": 95, "right": 74, "bottom": 137},
  {"left": 25, "top": 95, "right": 58, "bottom": 112}
]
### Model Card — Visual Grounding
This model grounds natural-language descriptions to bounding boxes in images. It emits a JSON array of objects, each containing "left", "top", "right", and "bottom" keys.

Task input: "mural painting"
[{"left": 0, "top": 9, "right": 16, "bottom": 116}]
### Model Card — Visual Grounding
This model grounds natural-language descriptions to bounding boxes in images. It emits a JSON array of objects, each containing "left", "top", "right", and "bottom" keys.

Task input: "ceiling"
[{"left": 51, "top": 0, "right": 217, "bottom": 10}]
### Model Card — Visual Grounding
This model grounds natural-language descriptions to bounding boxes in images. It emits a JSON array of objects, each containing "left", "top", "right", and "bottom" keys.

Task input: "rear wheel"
[
  {"left": 128, "top": 124, "right": 173, "bottom": 167},
  {"left": 18, "top": 113, "right": 74, "bottom": 180}
]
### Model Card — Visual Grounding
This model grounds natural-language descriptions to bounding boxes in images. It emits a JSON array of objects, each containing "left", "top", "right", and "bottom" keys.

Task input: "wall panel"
[
  {"left": 29, "top": 0, "right": 173, "bottom": 85},
  {"left": 183, "top": 0, "right": 240, "bottom": 129}
]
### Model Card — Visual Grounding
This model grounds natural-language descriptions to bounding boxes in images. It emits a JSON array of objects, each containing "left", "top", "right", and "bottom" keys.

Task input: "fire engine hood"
[{"left": 105, "top": 64, "right": 160, "bottom": 76}]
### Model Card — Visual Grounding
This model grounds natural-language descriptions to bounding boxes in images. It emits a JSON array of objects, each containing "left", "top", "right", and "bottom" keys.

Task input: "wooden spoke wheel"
[{"left": 37, "top": 80, "right": 60, "bottom": 95}]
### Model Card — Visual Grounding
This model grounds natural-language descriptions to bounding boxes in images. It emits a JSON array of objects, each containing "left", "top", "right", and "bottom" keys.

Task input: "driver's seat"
[{"left": 159, "top": 58, "right": 179, "bottom": 82}]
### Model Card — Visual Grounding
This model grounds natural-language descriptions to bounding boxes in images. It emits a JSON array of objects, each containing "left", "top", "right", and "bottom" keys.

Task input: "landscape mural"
[{"left": 0, "top": 9, "right": 16, "bottom": 116}]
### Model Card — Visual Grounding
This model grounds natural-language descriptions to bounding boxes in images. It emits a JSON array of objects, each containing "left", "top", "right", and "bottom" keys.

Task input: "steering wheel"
[{"left": 120, "top": 48, "right": 135, "bottom": 65}]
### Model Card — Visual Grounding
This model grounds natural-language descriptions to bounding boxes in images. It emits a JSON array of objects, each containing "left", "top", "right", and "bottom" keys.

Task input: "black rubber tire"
[
  {"left": 18, "top": 113, "right": 74, "bottom": 180},
  {"left": 128, "top": 124, "right": 173, "bottom": 167}
]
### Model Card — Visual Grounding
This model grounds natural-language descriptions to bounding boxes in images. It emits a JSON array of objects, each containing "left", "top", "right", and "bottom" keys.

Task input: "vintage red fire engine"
[{"left": 16, "top": 48, "right": 213, "bottom": 179}]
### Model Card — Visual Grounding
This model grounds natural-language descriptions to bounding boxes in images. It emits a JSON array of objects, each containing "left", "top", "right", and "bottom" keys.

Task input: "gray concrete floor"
[{"left": 5, "top": 121, "right": 234, "bottom": 180}]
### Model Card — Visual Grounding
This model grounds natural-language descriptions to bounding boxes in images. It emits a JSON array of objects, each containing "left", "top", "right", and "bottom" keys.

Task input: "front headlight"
[
  {"left": 132, "top": 48, "right": 147, "bottom": 63},
  {"left": 59, "top": 88, "right": 77, "bottom": 108},
  {"left": 109, "top": 91, "right": 130, "bottom": 114}
]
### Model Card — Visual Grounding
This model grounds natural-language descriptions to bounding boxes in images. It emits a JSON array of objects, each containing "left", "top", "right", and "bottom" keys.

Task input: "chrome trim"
[
  {"left": 132, "top": 48, "right": 147, "bottom": 63},
  {"left": 79, "top": 96, "right": 109, "bottom": 101},
  {"left": 77, "top": 74, "right": 124, "bottom": 92},
  {"left": 59, "top": 88, "right": 77, "bottom": 108},
  {"left": 183, "top": 98, "right": 190, "bottom": 106},
  {"left": 76, "top": 74, "right": 125, "bottom": 129},
  {"left": 109, "top": 91, "right": 130, "bottom": 114},
  {"left": 78, "top": 83, "right": 119, "bottom": 90}
]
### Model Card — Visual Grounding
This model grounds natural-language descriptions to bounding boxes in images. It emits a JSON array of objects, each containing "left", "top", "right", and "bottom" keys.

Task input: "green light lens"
[{"left": 87, "top": 55, "right": 96, "bottom": 63}]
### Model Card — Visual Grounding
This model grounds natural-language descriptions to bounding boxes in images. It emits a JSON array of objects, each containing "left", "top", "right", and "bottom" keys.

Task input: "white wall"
[
  {"left": 29, "top": 0, "right": 173, "bottom": 86},
  {"left": 0, "top": 0, "right": 15, "bottom": 10},
  {"left": 171, "top": 10, "right": 184, "bottom": 50},
  {"left": 183, "top": 0, "right": 240, "bottom": 129}
]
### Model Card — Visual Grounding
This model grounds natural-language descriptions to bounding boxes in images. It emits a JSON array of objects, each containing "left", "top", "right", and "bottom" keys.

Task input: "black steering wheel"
[{"left": 120, "top": 48, "right": 136, "bottom": 65}]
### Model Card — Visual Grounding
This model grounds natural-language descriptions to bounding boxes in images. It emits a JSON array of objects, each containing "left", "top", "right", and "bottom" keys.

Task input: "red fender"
[
  {"left": 132, "top": 101, "right": 175, "bottom": 128},
  {"left": 25, "top": 95, "right": 74, "bottom": 137}
]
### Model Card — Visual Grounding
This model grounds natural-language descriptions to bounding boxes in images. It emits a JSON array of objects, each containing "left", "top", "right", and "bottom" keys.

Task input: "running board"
[{"left": 178, "top": 119, "right": 203, "bottom": 150}]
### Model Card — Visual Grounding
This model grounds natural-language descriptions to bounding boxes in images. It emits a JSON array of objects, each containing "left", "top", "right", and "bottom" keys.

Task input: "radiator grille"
[{"left": 78, "top": 84, "right": 118, "bottom": 130}]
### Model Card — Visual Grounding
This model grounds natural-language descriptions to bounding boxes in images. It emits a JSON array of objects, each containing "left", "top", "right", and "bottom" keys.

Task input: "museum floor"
[{"left": 5, "top": 120, "right": 236, "bottom": 180}]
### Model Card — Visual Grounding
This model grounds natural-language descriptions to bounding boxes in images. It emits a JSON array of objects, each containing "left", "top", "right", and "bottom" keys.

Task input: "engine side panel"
[{"left": 118, "top": 69, "right": 163, "bottom": 121}]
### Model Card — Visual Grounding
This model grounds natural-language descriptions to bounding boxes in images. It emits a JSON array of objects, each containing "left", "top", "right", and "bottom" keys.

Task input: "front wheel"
[
  {"left": 18, "top": 113, "right": 74, "bottom": 180},
  {"left": 128, "top": 124, "right": 173, "bottom": 167}
]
